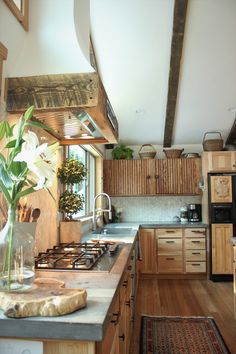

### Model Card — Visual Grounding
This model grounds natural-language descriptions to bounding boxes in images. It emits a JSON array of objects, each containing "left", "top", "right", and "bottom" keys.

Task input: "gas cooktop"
[{"left": 35, "top": 241, "right": 122, "bottom": 272}]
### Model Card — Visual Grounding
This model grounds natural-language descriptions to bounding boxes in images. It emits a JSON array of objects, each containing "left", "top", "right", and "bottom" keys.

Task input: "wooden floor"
[{"left": 130, "top": 278, "right": 236, "bottom": 354}]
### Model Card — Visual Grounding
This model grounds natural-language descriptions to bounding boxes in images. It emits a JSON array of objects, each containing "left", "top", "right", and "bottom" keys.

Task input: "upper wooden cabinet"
[
  {"left": 202, "top": 151, "right": 236, "bottom": 172},
  {"left": 103, "top": 158, "right": 202, "bottom": 196}
]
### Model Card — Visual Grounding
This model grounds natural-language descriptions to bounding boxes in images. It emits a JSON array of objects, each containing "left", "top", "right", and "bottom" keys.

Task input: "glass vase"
[{"left": 0, "top": 208, "right": 36, "bottom": 292}]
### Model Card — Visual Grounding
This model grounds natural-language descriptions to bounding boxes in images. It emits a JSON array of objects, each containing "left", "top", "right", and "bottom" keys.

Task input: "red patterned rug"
[{"left": 140, "top": 316, "right": 231, "bottom": 354}]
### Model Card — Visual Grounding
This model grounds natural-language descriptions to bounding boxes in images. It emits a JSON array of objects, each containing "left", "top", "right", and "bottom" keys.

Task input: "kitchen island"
[
  {"left": 0, "top": 222, "right": 208, "bottom": 353},
  {"left": 0, "top": 226, "right": 139, "bottom": 354}
]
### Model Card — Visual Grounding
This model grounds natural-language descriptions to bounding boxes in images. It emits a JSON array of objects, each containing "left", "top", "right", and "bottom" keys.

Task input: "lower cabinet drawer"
[
  {"left": 158, "top": 255, "right": 183, "bottom": 273},
  {"left": 158, "top": 238, "right": 182, "bottom": 254},
  {"left": 185, "top": 250, "right": 206, "bottom": 261},
  {"left": 185, "top": 262, "right": 206, "bottom": 273},
  {"left": 185, "top": 238, "right": 206, "bottom": 250}
]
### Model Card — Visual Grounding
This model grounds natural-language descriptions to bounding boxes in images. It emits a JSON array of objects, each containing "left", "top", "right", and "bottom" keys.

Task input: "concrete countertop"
[
  {"left": 0, "top": 237, "right": 135, "bottom": 342},
  {"left": 232, "top": 238, "right": 236, "bottom": 245}
]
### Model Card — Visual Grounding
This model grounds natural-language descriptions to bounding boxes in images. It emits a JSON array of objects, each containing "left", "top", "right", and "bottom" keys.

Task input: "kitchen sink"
[{"left": 92, "top": 227, "right": 135, "bottom": 235}]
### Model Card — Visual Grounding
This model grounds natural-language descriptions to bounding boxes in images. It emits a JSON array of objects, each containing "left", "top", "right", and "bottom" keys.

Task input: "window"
[
  {"left": 3, "top": 0, "right": 29, "bottom": 31},
  {"left": 67, "top": 145, "right": 96, "bottom": 218}
]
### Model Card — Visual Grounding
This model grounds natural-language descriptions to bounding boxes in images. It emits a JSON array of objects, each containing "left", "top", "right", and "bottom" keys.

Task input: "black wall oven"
[{"left": 210, "top": 203, "right": 235, "bottom": 224}]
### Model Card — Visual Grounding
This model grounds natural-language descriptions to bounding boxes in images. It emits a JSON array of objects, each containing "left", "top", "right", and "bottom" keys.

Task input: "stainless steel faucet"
[{"left": 92, "top": 193, "right": 112, "bottom": 230}]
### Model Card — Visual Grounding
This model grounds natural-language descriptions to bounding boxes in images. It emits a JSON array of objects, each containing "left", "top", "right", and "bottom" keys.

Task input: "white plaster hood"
[{"left": 7, "top": 0, "right": 93, "bottom": 77}]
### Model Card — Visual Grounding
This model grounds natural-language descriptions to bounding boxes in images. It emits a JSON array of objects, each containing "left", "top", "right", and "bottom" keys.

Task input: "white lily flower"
[{"left": 14, "top": 131, "right": 59, "bottom": 190}]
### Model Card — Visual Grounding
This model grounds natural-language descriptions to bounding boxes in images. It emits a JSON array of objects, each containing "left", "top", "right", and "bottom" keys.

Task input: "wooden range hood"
[{"left": 5, "top": 71, "right": 118, "bottom": 145}]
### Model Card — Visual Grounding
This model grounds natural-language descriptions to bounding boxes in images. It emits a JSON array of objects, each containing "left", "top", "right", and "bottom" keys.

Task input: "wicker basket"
[
  {"left": 139, "top": 144, "right": 156, "bottom": 159},
  {"left": 163, "top": 148, "right": 184, "bottom": 159},
  {"left": 202, "top": 132, "right": 223, "bottom": 151}
]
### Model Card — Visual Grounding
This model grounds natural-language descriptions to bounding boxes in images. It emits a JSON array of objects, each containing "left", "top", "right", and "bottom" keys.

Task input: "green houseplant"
[
  {"left": 112, "top": 144, "right": 134, "bottom": 160},
  {"left": 57, "top": 158, "right": 87, "bottom": 220},
  {"left": 0, "top": 105, "right": 59, "bottom": 291}
]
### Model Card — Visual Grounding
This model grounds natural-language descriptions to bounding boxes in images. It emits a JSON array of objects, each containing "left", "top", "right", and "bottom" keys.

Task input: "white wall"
[{"left": 0, "top": 0, "right": 93, "bottom": 81}]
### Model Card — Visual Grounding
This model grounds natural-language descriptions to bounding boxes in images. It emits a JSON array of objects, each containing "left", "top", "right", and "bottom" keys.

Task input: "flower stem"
[{"left": 6, "top": 206, "right": 16, "bottom": 290}]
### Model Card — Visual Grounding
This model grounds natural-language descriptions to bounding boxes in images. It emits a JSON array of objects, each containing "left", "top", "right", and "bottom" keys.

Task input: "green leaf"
[
  {"left": 13, "top": 186, "right": 35, "bottom": 203},
  {"left": 24, "top": 105, "right": 35, "bottom": 121},
  {"left": 26, "top": 120, "right": 54, "bottom": 132},
  {"left": 5, "top": 138, "right": 24, "bottom": 149},
  {"left": 5, "top": 121, "right": 13, "bottom": 138},
  {"left": 15, "top": 115, "right": 24, "bottom": 148},
  {"left": 0, "top": 179, "right": 11, "bottom": 204},
  {"left": 0, "top": 165, "right": 12, "bottom": 204},
  {"left": 0, "top": 163, "right": 12, "bottom": 189},
  {"left": 0, "top": 153, "right": 6, "bottom": 164},
  {"left": 9, "top": 160, "right": 27, "bottom": 177},
  {"left": 0, "top": 121, "right": 6, "bottom": 140}
]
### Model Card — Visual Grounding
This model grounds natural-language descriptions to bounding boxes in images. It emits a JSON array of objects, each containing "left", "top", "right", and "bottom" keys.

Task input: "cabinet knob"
[
  {"left": 147, "top": 175, "right": 151, "bottom": 179},
  {"left": 233, "top": 164, "right": 236, "bottom": 168},
  {"left": 119, "top": 334, "right": 125, "bottom": 341}
]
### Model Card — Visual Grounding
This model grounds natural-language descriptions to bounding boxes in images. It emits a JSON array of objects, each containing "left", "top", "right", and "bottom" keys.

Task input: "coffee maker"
[{"left": 188, "top": 204, "right": 202, "bottom": 222}]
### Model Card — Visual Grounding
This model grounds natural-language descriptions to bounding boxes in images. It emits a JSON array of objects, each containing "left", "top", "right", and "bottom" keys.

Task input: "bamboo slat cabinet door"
[
  {"left": 103, "top": 158, "right": 202, "bottom": 196},
  {"left": 139, "top": 229, "right": 158, "bottom": 274},
  {"left": 103, "top": 160, "right": 146, "bottom": 196},
  {"left": 211, "top": 224, "right": 234, "bottom": 274}
]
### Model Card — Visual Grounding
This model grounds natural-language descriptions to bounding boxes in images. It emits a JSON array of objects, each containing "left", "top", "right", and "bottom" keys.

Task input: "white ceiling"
[{"left": 90, "top": 0, "right": 236, "bottom": 147}]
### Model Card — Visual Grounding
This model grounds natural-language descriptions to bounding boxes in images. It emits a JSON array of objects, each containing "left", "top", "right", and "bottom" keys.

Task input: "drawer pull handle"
[
  {"left": 166, "top": 240, "right": 175, "bottom": 243},
  {"left": 192, "top": 230, "right": 205, "bottom": 234},
  {"left": 166, "top": 230, "right": 175, "bottom": 233},
  {"left": 191, "top": 240, "right": 200, "bottom": 243},
  {"left": 122, "top": 280, "right": 128, "bottom": 287},
  {"left": 127, "top": 265, "right": 132, "bottom": 270},
  {"left": 191, "top": 263, "right": 201, "bottom": 266},
  {"left": 192, "top": 252, "right": 201, "bottom": 255},
  {"left": 111, "top": 312, "right": 120, "bottom": 324},
  {"left": 166, "top": 257, "right": 174, "bottom": 260}
]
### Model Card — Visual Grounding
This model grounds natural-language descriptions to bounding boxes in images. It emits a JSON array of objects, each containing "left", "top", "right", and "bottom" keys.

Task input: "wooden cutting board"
[{"left": 0, "top": 278, "right": 87, "bottom": 318}]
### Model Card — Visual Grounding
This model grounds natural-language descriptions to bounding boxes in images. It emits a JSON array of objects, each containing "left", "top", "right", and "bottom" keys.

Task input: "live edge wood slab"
[{"left": 0, "top": 278, "right": 87, "bottom": 318}]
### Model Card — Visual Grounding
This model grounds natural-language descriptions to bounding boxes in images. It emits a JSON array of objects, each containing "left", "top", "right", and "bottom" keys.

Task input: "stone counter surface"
[
  {"left": 0, "top": 242, "right": 133, "bottom": 342},
  {"left": 0, "top": 221, "right": 208, "bottom": 342}
]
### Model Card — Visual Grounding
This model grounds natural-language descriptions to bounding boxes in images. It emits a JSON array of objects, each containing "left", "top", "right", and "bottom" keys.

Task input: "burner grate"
[{"left": 35, "top": 241, "right": 120, "bottom": 271}]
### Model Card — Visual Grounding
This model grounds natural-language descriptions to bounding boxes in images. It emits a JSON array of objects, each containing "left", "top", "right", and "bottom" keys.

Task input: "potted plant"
[
  {"left": 57, "top": 158, "right": 87, "bottom": 220},
  {"left": 112, "top": 144, "right": 134, "bottom": 160}
]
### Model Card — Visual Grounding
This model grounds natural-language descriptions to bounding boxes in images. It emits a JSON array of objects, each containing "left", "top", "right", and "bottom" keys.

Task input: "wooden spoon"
[{"left": 31, "top": 208, "right": 41, "bottom": 222}]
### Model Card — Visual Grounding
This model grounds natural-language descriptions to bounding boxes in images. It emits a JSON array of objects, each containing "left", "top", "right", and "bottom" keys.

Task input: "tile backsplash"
[{"left": 111, "top": 196, "right": 202, "bottom": 222}]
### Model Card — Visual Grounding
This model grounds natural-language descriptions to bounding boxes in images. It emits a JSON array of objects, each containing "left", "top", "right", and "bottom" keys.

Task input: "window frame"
[
  {"left": 3, "top": 0, "right": 29, "bottom": 31},
  {"left": 65, "top": 145, "right": 97, "bottom": 219},
  {"left": 0, "top": 42, "right": 8, "bottom": 99}
]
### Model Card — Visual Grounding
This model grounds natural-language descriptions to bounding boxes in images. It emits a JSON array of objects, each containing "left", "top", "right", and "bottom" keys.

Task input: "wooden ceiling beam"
[{"left": 163, "top": 0, "right": 188, "bottom": 147}]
